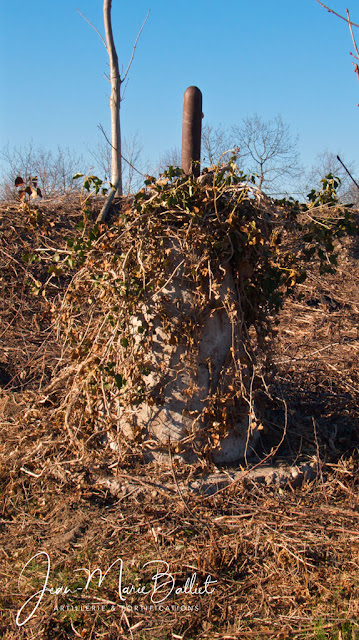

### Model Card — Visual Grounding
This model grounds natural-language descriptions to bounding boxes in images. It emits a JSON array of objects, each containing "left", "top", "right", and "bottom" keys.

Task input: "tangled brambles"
[{"left": 52, "top": 162, "right": 355, "bottom": 463}]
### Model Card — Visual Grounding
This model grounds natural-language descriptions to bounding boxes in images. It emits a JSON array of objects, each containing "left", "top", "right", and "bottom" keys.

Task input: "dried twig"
[
  {"left": 205, "top": 397, "right": 288, "bottom": 500},
  {"left": 168, "top": 441, "right": 209, "bottom": 528}
]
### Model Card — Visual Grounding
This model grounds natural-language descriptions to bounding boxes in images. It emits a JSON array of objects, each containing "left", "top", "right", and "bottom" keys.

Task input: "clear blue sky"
[{"left": 0, "top": 0, "right": 358, "bottom": 189}]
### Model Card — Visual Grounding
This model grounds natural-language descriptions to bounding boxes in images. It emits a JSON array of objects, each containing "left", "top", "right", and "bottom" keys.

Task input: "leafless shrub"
[
  {"left": 158, "top": 146, "right": 182, "bottom": 172},
  {"left": 0, "top": 142, "right": 88, "bottom": 201},
  {"left": 201, "top": 122, "right": 234, "bottom": 166},
  {"left": 90, "top": 132, "right": 146, "bottom": 194},
  {"left": 231, "top": 113, "right": 302, "bottom": 195},
  {"left": 304, "top": 150, "right": 359, "bottom": 206}
]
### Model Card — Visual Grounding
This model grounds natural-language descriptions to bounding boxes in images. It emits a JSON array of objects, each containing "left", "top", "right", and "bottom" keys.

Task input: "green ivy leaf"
[{"left": 114, "top": 374, "right": 126, "bottom": 389}]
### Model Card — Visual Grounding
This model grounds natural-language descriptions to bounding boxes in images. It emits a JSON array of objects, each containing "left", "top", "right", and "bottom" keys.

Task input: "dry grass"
[{"left": 0, "top": 192, "right": 358, "bottom": 639}]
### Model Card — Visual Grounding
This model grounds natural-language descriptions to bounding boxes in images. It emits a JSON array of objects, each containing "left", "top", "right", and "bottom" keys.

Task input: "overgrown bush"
[{"left": 26, "top": 161, "right": 357, "bottom": 459}]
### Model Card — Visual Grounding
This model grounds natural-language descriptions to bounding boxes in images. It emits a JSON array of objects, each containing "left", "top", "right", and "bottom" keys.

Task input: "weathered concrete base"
[{"left": 99, "top": 240, "right": 261, "bottom": 464}]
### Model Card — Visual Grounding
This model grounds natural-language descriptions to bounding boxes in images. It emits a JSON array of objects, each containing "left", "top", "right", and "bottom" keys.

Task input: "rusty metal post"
[{"left": 181, "top": 86, "right": 202, "bottom": 178}]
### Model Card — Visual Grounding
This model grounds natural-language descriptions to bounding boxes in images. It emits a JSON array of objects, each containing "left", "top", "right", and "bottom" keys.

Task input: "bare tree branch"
[
  {"left": 315, "top": 1, "right": 359, "bottom": 28},
  {"left": 201, "top": 123, "right": 233, "bottom": 166},
  {"left": 346, "top": 5, "right": 359, "bottom": 84},
  {"left": 346, "top": 8, "right": 359, "bottom": 59},
  {"left": 123, "top": 10, "right": 150, "bottom": 82},
  {"left": 336, "top": 154, "right": 359, "bottom": 190},
  {"left": 98, "top": 124, "right": 146, "bottom": 177},
  {"left": 76, "top": 9, "right": 107, "bottom": 48},
  {"left": 316, "top": 2, "right": 359, "bottom": 89},
  {"left": 121, "top": 77, "right": 130, "bottom": 102},
  {"left": 232, "top": 114, "right": 300, "bottom": 192}
]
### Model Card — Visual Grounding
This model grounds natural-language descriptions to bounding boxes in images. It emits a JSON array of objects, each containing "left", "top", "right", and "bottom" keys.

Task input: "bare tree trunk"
[
  {"left": 103, "top": 0, "right": 122, "bottom": 197},
  {"left": 259, "top": 160, "right": 264, "bottom": 190}
]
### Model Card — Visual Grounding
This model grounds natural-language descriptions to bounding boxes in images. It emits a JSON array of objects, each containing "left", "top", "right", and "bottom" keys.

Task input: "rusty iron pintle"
[{"left": 181, "top": 86, "right": 202, "bottom": 178}]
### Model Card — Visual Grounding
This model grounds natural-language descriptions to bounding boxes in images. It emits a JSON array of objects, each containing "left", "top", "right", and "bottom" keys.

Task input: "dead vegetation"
[{"left": 0, "top": 173, "right": 358, "bottom": 639}]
